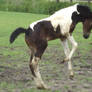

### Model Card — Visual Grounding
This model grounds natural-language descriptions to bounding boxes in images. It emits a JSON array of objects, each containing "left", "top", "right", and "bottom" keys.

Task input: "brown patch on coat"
[
  {"left": 25, "top": 21, "right": 67, "bottom": 50},
  {"left": 25, "top": 20, "right": 68, "bottom": 77},
  {"left": 69, "top": 22, "right": 76, "bottom": 35}
]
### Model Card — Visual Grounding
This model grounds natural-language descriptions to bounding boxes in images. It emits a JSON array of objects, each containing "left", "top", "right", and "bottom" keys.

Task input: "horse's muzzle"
[{"left": 83, "top": 34, "right": 89, "bottom": 39}]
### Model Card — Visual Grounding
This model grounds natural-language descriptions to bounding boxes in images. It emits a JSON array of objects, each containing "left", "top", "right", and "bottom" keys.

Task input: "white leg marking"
[
  {"left": 31, "top": 56, "right": 49, "bottom": 89},
  {"left": 67, "top": 35, "right": 78, "bottom": 61},
  {"left": 61, "top": 39, "right": 74, "bottom": 77}
]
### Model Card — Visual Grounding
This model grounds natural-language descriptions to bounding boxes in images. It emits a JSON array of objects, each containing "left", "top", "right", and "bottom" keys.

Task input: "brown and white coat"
[{"left": 10, "top": 4, "right": 92, "bottom": 89}]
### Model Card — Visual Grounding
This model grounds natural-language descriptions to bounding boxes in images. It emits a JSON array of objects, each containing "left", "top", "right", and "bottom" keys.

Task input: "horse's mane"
[{"left": 77, "top": 5, "right": 92, "bottom": 18}]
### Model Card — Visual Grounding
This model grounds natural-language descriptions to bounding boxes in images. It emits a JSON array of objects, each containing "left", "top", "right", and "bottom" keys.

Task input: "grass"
[
  {"left": 0, "top": 11, "right": 92, "bottom": 92},
  {"left": 0, "top": 11, "right": 48, "bottom": 63}
]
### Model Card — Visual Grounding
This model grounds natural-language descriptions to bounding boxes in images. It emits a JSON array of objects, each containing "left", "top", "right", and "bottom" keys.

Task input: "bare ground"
[{"left": 0, "top": 45, "right": 92, "bottom": 92}]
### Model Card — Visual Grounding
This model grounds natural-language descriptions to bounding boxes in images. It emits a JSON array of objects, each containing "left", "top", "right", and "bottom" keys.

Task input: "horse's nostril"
[{"left": 83, "top": 35, "right": 89, "bottom": 39}]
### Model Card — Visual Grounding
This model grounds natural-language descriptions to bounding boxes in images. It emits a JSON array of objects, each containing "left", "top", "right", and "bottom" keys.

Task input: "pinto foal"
[{"left": 10, "top": 4, "right": 92, "bottom": 89}]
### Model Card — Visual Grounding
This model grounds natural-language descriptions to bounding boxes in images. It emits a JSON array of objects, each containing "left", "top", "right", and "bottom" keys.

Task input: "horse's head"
[
  {"left": 76, "top": 5, "right": 92, "bottom": 39},
  {"left": 82, "top": 18, "right": 92, "bottom": 39}
]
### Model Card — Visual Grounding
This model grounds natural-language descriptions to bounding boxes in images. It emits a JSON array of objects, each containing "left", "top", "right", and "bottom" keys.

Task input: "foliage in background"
[{"left": 0, "top": 0, "right": 92, "bottom": 14}]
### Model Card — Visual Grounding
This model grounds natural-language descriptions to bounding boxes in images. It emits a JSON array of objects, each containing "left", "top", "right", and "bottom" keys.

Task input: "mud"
[{"left": 0, "top": 45, "right": 92, "bottom": 92}]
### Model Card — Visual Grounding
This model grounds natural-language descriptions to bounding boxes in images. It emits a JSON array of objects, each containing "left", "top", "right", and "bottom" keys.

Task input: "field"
[{"left": 0, "top": 11, "right": 92, "bottom": 92}]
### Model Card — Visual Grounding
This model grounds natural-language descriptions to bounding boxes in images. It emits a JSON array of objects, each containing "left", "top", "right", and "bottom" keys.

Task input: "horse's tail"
[{"left": 10, "top": 27, "right": 30, "bottom": 43}]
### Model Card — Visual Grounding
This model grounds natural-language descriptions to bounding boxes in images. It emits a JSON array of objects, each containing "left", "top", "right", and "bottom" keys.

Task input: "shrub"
[{"left": 0, "top": 0, "right": 92, "bottom": 15}]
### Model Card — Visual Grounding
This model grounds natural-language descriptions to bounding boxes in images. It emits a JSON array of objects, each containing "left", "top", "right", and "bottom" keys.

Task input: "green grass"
[
  {"left": 0, "top": 11, "right": 48, "bottom": 46},
  {"left": 0, "top": 11, "right": 48, "bottom": 62},
  {"left": 0, "top": 11, "right": 92, "bottom": 92}
]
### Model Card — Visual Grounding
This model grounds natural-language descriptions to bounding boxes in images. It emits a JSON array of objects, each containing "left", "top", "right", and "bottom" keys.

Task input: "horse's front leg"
[
  {"left": 64, "top": 35, "right": 78, "bottom": 62},
  {"left": 61, "top": 39, "right": 74, "bottom": 78}
]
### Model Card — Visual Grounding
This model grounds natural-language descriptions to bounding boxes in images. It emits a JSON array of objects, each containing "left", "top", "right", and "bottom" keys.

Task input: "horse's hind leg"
[
  {"left": 29, "top": 41, "right": 48, "bottom": 89},
  {"left": 30, "top": 56, "right": 49, "bottom": 89},
  {"left": 29, "top": 47, "right": 35, "bottom": 76}
]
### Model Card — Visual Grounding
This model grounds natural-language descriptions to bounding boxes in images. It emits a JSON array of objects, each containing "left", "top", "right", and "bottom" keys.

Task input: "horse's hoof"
[
  {"left": 61, "top": 60, "right": 65, "bottom": 63},
  {"left": 69, "top": 74, "right": 74, "bottom": 80},
  {"left": 65, "top": 58, "right": 69, "bottom": 62},
  {"left": 61, "top": 58, "right": 69, "bottom": 63},
  {"left": 37, "top": 85, "right": 50, "bottom": 90}
]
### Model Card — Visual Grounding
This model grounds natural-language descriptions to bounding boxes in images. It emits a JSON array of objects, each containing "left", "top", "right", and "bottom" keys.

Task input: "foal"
[{"left": 10, "top": 4, "right": 92, "bottom": 89}]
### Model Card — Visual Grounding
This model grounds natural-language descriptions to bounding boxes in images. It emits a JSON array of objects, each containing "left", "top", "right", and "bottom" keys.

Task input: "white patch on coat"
[
  {"left": 49, "top": 4, "right": 79, "bottom": 35},
  {"left": 30, "top": 4, "right": 79, "bottom": 36},
  {"left": 30, "top": 17, "right": 50, "bottom": 30}
]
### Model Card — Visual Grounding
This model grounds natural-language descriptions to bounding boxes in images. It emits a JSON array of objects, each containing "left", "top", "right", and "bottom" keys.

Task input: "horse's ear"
[{"left": 77, "top": 5, "right": 92, "bottom": 18}]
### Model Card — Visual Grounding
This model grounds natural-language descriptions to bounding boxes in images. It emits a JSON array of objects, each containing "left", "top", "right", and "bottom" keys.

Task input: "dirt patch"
[{"left": 0, "top": 45, "right": 92, "bottom": 92}]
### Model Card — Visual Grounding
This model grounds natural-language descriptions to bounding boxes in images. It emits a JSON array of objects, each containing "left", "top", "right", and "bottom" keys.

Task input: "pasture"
[{"left": 0, "top": 11, "right": 92, "bottom": 92}]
